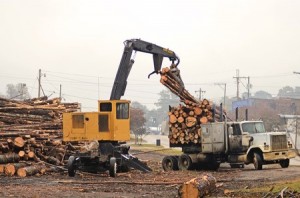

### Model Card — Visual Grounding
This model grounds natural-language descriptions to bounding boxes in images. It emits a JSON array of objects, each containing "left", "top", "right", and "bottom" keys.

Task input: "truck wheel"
[
  {"left": 162, "top": 156, "right": 178, "bottom": 171},
  {"left": 109, "top": 157, "right": 117, "bottom": 177},
  {"left": 178, "top": 154, "right": 193, "bottom": 170},
  {"left": 279, "top": 159, "right": 289, "bottom": 168},
  {"left": 253, "top": 152, "right": 263, "bottom": 170},
  {"left": 171, "top": 156, "right": 179, "bottom": 170},
  {"left": 67, "top": 156, "right": 76, "bottom": 177},
  {"left": 118, "top": 165, "right": 129, "bottom": 173},
  {"left": 210, "top": 161, "right": 220, "bottom": 170}
]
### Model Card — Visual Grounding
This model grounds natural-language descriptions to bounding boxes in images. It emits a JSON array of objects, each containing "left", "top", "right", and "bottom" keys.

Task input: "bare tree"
[{"left": 6, "top": 83, "right": 30, "bottom": 100}]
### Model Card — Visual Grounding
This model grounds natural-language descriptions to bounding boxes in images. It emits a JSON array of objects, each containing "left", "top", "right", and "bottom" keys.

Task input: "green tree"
[{"left": 6, "top": 83, "right": 30, "bottom": 99}]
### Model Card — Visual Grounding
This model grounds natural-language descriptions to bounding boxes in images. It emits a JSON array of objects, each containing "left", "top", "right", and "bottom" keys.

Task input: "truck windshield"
[{"left": 242, "top": 122, "right": 265, "bottom": 134}]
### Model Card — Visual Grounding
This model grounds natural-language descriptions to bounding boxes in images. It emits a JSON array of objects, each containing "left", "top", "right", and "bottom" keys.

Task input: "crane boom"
[{"left": 110, "top": 39, "right": 180, "bottom": 100}]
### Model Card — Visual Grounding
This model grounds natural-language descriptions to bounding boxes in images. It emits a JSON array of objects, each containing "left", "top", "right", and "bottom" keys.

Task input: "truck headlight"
[
  {"left": 264, "top": 142, "right": 269, "bottom": 150},
  {"left": 287, "top": 141, "right": 293, "bottom": 149}
]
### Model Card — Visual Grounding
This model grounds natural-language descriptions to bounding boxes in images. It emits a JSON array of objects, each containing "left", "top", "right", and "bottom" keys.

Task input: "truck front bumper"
[{"left": 263, "top": 150, "right": 296, "bottom": 161}]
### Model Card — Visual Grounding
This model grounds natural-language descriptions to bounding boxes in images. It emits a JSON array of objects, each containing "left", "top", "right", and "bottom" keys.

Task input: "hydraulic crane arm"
[{"left": 110, "top": 39, "right": 180, "bottom": 100}]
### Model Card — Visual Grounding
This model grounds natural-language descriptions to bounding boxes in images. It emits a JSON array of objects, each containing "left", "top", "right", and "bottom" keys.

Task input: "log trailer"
[
  {"left": 162, "top": 110, "right": 296, "bottom": 171},
  {"left": 63, "top": 39, "right": 181, "bottom": 177}
]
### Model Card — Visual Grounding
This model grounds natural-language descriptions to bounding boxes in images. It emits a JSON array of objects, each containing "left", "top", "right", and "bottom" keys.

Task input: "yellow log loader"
[{"left": 63, "top": 39, "right": 182, "bottom": 177}]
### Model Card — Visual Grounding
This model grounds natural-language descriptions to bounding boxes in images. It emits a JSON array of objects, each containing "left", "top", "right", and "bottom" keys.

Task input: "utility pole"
[
  {"left": 59, "top": 84, "right": 62, "bottom": 100},
  {"left": 233, "top": 69, "right": 240, "bottom": 100},
  {"left": 38, "top": 69, "right": 46, "bottom": 98},
  {"left": 195, "top": 88, "right": 205, "bottom": 101},
  {"left": 294, "top": 71, "right": 300, "bottom": 151},
  {"left": 215, "top": 83, "right": 226, "bottom": 107},
  {"left": 233, "top": 69, "right": 250, "bottom": 100},
  {"left": 247, "top": 76, "right": 250, "bottom": 99},
  {"left": 38, "top": 69, "right": 41, "bottom": 98}
]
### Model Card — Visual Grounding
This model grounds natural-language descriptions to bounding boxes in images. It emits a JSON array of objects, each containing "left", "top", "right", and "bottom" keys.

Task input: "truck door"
[{"left": 228, "top": 123, "right": 243, "bottom": 153}]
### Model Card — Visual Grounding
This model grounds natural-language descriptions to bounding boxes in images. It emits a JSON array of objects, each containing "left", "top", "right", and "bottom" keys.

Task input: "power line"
[{"left": 195, "top": 88, "right": 205, "bottom": 100}]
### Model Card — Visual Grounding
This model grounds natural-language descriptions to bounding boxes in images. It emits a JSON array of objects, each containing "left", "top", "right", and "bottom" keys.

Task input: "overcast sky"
[{"left": 1, "top": 0, "right": 300, "bottom": 110}]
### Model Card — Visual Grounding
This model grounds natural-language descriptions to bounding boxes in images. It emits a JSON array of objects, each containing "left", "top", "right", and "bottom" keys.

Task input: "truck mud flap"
[{"left": 121, "top": 154, "right": 152, "bottom": 173}]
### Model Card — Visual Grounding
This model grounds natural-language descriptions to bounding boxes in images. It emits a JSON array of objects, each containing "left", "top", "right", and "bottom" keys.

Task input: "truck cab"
[{"left": 226, "top": 121, "right": 295, "bottom": 169}]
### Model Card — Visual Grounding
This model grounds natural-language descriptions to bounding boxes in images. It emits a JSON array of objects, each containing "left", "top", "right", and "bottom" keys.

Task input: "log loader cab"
[{"left": 63, "top": 100, "right": 130, "bottom": 142}]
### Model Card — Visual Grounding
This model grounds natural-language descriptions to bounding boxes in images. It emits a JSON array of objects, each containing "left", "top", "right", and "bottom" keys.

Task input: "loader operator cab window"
[
  {"left": 100, "top": 103, "right": 112, "bottom": 112},
  {"left": 116, "top": 103, "right": 129, "bottom": 119}
]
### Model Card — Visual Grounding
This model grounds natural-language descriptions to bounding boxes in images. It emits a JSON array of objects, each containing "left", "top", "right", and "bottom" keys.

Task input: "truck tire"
[
  {"left": 253, "top": 152, "right": 263, "bottom": 170},
  {"left": 67, "top": 156, "right": 76, "bottom": 177},
  {"left": 118, "top": 165, "right": 129, "bottom": 173},
  {"left": 109, "top": 157, "right": 117, "bottom": 177},
  {"left": 162, "top": 156, "right": 178, "bottom": 171},
  {"left": 178, "top": 154, "right": 193, "bottom": 170},
  {"left": 279, "top": 159, "right": 289, "bottom": 168},
  {"left": 210, "top": 161, "right": 220, "bottom": 171}
]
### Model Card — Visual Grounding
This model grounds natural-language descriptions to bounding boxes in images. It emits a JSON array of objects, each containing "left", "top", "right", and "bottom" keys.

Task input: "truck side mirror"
[{"left": 228, "top": 127, "right": 233, "bottom": 135}]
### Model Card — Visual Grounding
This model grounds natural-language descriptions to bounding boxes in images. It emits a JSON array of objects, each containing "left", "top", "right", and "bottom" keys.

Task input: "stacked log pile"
[
  {"left": 160, "top": 66, "right": 225, "bottom": 145},
  {"left": 0, "top": 96, "right": 80, "bottom": 177}
]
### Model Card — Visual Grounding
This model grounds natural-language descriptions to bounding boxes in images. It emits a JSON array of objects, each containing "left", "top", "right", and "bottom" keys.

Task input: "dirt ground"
[{"left": 0, "top": 149, "right": 300, "bottom": 198}]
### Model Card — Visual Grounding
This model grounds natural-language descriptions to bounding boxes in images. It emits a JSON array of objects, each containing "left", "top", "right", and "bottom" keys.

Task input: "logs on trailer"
[
  {"left": 178, "top": 174, "right": 217, "bottom": 198},
  {"left": 160, "top": 66, "right": 226, "bottom": 145},
  {"left": 168, "top": 100, "right": 224, "bottom": 145}
]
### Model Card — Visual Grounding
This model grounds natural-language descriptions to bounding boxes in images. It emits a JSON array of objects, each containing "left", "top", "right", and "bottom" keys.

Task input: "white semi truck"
[{"left": 162, "top": 120, "right": 296, "bottom": 171}]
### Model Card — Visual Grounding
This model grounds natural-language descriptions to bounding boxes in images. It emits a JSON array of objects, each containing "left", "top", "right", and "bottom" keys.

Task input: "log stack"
[
  {"left": 168, "top": 99, "right": 224, "bottom": 145},
  {"left": 0, "top": 96, "right": 80, "bottom": 177},
  {"left": 160, "top": 66, "right": 226, "bottom": 145}
]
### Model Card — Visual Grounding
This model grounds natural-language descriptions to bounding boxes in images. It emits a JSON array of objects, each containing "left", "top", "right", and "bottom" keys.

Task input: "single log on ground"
[
  {"left": 178, "top": 174, "right": 217, "bottom": 198},
  {"left": 4, "top": 163, "right": 27, "bottom": 176},
  {"left": 17, "top": 165, "right": 45, "bottom": 177},
  {"left": 0, "top": 153, "right": 20, "bottom": 164}
]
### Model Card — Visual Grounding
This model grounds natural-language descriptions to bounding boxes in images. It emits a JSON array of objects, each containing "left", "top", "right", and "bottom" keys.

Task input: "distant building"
[{"left": 232, "top": 97, "right": 300, "bottom": 115}]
